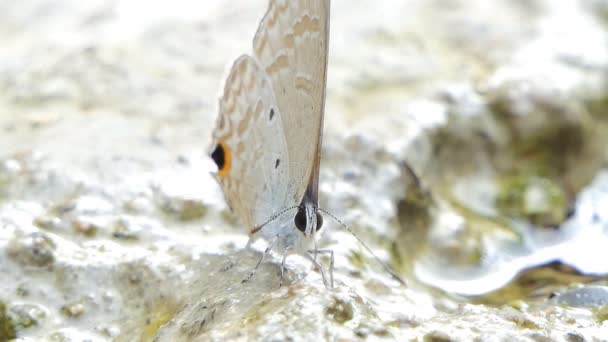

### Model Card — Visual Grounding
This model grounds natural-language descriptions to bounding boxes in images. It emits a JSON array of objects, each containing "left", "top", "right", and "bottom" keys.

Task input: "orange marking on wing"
[
  {"left": 218, "top": 141, "right": 232, "bottom": 177},
  {"left": 250, "top": 225, "right": 263, "bottom": 235}
]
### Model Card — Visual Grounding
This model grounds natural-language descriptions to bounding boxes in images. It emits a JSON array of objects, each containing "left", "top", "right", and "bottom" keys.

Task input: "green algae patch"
[
  {"left": 507, "top": 122, "right": 585, "bottom": 180},
  {"left": 593, "top": 304, "right": 608, "bottom": 322},
  {"left": 347, "top": 250, "right": 366, "bottom": 271},
  {"left": 586, "top": 93, "right": 608, "bottom": 121},
  {"left": 239, "top": 297, "right": 272, "bottom": 329},
  {"left": 0, "top": 302, "right": 17, "bottom": 341},
  {"left": 497, "top": 175, "right": 567, "bottom": 227},
  {"left": 489, "top": 94, "right": 601, "bottom": 197},
  {"left": 140, "top": 302, "right": 179, "bottom": 341},
  {"left": 9, "top": 304, "right": 46, "bottom": 330}
]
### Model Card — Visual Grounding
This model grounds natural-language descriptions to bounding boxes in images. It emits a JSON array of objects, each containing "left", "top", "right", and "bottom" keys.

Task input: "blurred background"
[{"left": 1, "top": 0, "right": 607, "bottom": 341}]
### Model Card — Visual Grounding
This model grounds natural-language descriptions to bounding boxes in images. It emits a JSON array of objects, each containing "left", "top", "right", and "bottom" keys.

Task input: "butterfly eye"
[
  {"left": 316, "top": 212, "right": 323, "bottom": 231},
  {"left": 294, "top": 208, "right": 323, "bottom": 233},
  {"left": 211, "top": 142, "right": 231, "bottom": 176},
  {"left": 294, "top": 207, "right": 306, "bottom": 232}
]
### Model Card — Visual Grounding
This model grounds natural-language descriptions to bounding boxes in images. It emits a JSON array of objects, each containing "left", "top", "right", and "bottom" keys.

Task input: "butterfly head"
[{"left": 294, "top": 202, "right": 323, "bottom": 238}]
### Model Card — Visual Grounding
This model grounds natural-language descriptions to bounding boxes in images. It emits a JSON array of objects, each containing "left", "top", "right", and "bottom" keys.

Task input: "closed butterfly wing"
[
  {"left": 210, "top": 0, "right": 334, "bottom": 287},
  {"left": 210, "top": 55, "right": 290, "bottom": 229},
  {"left": 253, "top": 0, "right": 330, "bottom": 207}
]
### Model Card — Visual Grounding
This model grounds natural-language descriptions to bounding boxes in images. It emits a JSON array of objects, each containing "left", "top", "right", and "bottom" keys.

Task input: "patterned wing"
[
  {"left": 253, "top": 0, "right": 330, "bottom": 206},
  {"left": 210, "top": 55, "right": 290, "bottom": 229}
]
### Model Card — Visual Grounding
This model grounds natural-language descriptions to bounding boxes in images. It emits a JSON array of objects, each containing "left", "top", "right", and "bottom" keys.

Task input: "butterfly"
[{"left": 209, "top": 0, "right": 332, "bottom": 287}]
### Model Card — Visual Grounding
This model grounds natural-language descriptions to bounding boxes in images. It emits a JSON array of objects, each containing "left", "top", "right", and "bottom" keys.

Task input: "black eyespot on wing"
[
  {"left": 211, "top": 144, "right": 225, "bottom": 170},
  {"left": 269, "top": 108, "right": 275, "bottom": 120},
  {"left": 294, "top": 207, "right": 306, "bottom": 232},
  {"left": 275, "top": 158, "right": 280, "bottom": 169}
]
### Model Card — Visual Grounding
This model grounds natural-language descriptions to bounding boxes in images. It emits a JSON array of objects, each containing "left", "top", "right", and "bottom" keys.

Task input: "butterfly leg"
[
  {"left": 308, "top": 249, "right": 334, "bottom": 289},
  {"left": 306, "top": 251, "right": 327, "bottom": 287},
  {"left": 244, "top": 235, "right": 256, "bottom": 250},
  {"left": 242, "top": 235, "right": 278, "bottom": 284},
  {"left": 279, "top": 249, "right": 289, "bottom": 288},
  {"left": 307, "top": 249, "right": 335, "bottom": 288}
]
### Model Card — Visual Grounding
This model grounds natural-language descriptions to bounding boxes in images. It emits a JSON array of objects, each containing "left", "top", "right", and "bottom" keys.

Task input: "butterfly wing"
[
  {"left": 210, "top": 55, "right": 290, "bottom": 229},
  {"left": 253, "top": 0, "right": 330, "bottom": 207}
]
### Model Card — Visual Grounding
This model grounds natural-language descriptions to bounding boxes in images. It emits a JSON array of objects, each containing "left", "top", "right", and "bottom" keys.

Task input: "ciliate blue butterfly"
[{"left": 209, "top": 0, "right": 333, "bottom": 287}]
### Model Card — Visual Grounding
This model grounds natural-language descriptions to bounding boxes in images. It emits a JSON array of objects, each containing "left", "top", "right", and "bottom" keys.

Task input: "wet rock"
[
  {"left": 158, "top": 196, "right": 208, "bottom": 222},
  {"left": 550, "top": 286, "right": 608, "bottom": 308},
  {"left": 33, "top": 215, "right": 62, "bottom": 231},
  {"left": 111, "top": 217, "right": 141, "bottom": 241},
  {"left": 67, "top": 195, "right": 115, "bottom": 216},
  {"left": 423, "top": 330, "right": 453, "bottom": 342},
  {"left": 7, "top": 232, "right": 56, "bottom": 268},
  {"left": 414, "top": 170, "right": 608, "bottom": 297},
  {"left": 71, "top": 219, "right": 99, "bottom": 237},
  {"left": 565, "top": 331, "right": 586, "bottom": 342},
  {"left": 60, "top": 301, "right": 85, "bottom": 318},
  {"left": 499, "top": 307, "right": 540, "bottom": 330},
  {"left": 100, "top": 324, "right": 121, "bottom": 338},
  {"left": 325, "top": 295, "right": 354, "bottom": 324},
  {"left": 15, "top": 284, "right": 30, "bottom": 298}
]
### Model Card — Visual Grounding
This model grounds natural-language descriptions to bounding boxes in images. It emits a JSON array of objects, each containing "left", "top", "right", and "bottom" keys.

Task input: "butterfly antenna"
[
  {"left": 250, "top": 205, "right": 301, "bottom": 234},
  {"left": 318, "top": 208, "right": 407, "bottom": 286}
]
